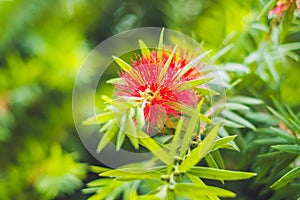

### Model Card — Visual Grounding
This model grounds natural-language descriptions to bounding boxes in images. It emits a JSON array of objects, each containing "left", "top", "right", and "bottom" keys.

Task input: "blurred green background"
[{"left": 0, "top": 0, "right": 299, "bottom": 199}]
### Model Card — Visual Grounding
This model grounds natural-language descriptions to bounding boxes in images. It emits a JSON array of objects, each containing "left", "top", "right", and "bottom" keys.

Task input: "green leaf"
[
  {"left": 170, "top": 117, "right": 183, "bottom": 159},
  {"left": 88, "top": 181, "right": 123, "bottom": 200},
  {"left": 199, "top": 113, "right": 212, "bottom": 124},
  {"left": 97, "top": 122, "right": 118, "bottom": 152},
  {"left": 223, "top": 119, "right": 245, "bottom": 128},
  {"left": 195, "top": 87, "right": 219, "bottom": 96},
  {"left": 267, "top": 106, "right": 288, "bottom": 125},
  {"left": 187, "top": 166, "right": 256, "bottom": 181},
  {"left": 211, "top": 150, "right": 225, "bottom": 169},
  {"left": 211, "top": 44, "right": 233, "bottom": 62},
  {"left": 271, "top": 145, "right": 300, "bottom": 154},
  {"left": 208, "top": 106, "right": 227, "bottom": 118},
  {"left": 166, "top": 187, "right": 175, "bottom": 200},
  {"left": 229, "top": 96, "right": 264, "bottom": 105},
  {"left": 125, "top": 116, "right": 139, "bottom": 149},
  {"left": 198, "top": 122, "right": 223, "bottom": 159},
  {"left": 106, "top": 77, "right": 121, "bottom": 84},
  {"left": 204, "top": 153, "right": 224, "bottom": 184},
  {"left": 264, "top": 53, "right": 279, "bottom": 82},
  {"left": 158, "top": 45, "right": 178, "bottom": 82},
  {"left": 90, "top": 166, "right": 110, "bottom": 173},
  {"left": 258, "top": 127, "right": 297, "bottom": 143},
  {"left": 158, "top": 27, "right": 165, "bottom": 62},
  {"left": 100, "top": 168, "right": 162, "bottom": 181},
  {"left": 138, "top": 131, "right": 171, "bottom": 164},
  {"left": 139, "top": 39, "right": 151, "bottom": 57},
  {"left": 286, "top": 106, "right": 300, "bottom": 125},
  {"left": 212, "top": 135, "right": 237, "bottom": 151},
  {"left": 180, "top": 100, "right": 203, "bottom": 157},
  {"left": 177, "top": 77, "right": 214, "bottom": 91},
  {"left": 187, "top": 173, "right": 206, "bottom": 186},
  {"left": 257, "top": 0, "right": 278, "bottom": 19},
  {"left": 179, "top": 123, "right": 222, "bottom": 172},
  {"left": 271, "top": 166, "right": 300, "bottom": 190},
  {"left": 87, "top": 178, "right": 112, "bottom": 187},
  {"left": 224, "top": 110, "right": 256, "bottom": 130},
  {"left": 226, "top": 103, "right": 249, "bottom": 110},
  {"left": 244, "top": 112, "right": 277, "bottom": 125},
  {"left": 116, "top": 116, "right": 126, "bottom": 151},
  {"left": 174, "top": 183, "right": 236, "bottom": 198},
  {"left": 165, "top": 101, "right": 194, "bottom": 116},
  {"left": 175, "top": 50, "right": 212, "bottom": 80},
  {"left": 136, "top": 106, "right": 145, "bottom": 128},
  {"left": 205, "top": 153, "right": 218, "bottom": 169},
  {"left": 139, "top": 195, "right": 161, "bottom": 200},
  {"left": 112, "top": 56, "right": 133, "bottom": 72},
  {"left": 279, "top": 2, "right": 295, "bottom": 42},
  {"left": 82, "top": 112, "right": 113, "bottom": 125}
]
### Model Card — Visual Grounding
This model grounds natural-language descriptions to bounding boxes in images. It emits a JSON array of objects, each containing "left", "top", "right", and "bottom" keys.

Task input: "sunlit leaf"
[
  {"left": 174, "top": 183, "right": 236, "bottom": 198},
  {"left": 180, "top": 100, "right": 203, "bottom": 157},
  {"left": 139, "top": 39, "right": 151, "bottom": 57},
  {"left": 176, "top": 77, "right": 213, "bottom": 91},
  {"left": 138, "top": 131, "right": 171, "bottom": 164},
  {"left": 97, "top": 122, "right": 118, "bottom": 152},
  {"left": 158, "top": 27, "right": 165, "bottom": 62},
  {"left": 100, "top": 168, "right": 162, "bottom": 180},
  {"left": 271, "top": 166, "right": 300, "bottom": 190},
  {"left": 82, "top": 112, "right": 113, "bottom": 125},
  {"left": 179, "top": 123, "right": 222, "bottom": 172},
  {"left": 229, "top": 96, "right": 264, "bottom": 105},
  {"left": 212, "top": 135, "right": 237, "bottom": 151},
  {"left": 175, "top": 50, "right": 211, "bottom": 80},
  {"left": 224, "top": 110, "right": 256, "bottom": 130},
  {"left": 187, "top": 166, "right": 256, "bottom": 181},
  {"left": 271, "top": 145, "right": 300, "bottom": 154},
  {"left": 158, "top": 45, "right": 178, "bottom": 82}
]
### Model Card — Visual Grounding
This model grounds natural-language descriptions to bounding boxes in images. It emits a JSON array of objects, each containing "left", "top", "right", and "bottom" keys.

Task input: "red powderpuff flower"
[
  {"left": 114, "top": 48, "right": 205, "bottom": 133},
  {"left": 269, "top": 0, "right": 300, "bottom": 18}
]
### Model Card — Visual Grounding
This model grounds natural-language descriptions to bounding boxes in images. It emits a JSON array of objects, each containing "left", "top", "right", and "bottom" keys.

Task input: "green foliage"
[{"left": 1, "top": 0, "right": 300, "bottom": 199}]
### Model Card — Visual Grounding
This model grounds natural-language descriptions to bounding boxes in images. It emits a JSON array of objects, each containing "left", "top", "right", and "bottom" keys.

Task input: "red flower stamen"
[{"left": 114, "top": 49, "right": 203, "bottom": 133}]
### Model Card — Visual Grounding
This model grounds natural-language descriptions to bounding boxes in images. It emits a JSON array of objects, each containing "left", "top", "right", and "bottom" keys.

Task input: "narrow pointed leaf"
[
  {"left": 100, "top": 169, "right": 162, "bottom": 180},
  {"left": 82, "top": 112, "right": 113, "bottom": 125},
  {"left": 224, "top": 119, "right": 245, "bottom": 128},
  {"left": 174, "top": 183, "right": 236, "bottom": 198},
  {"left": 158, "top": 45, "right": 178, "bottom": 82},
  {"left": 212, "top": 135, "right": 237, "bottom": 151},
  {"left": 224, "top": 110, "right": 256, "bottom": 130},
  {"left": 187, "top": 173, "right": 206, "bottom": 186},
  {"left": 180, "top": 100, "right": 203, "bottom": 156},
  {"left": 188, "top": 166, "right": 256, "bottom": 181},
  {"left": 125, "top": 116, "right": 139, "bottom": 149},
  {"left": 112, "top": 56, "right": 132, "bottom": 72},
  {"left": 195, "top": 87, "right": 219, "bottom": 96},
  {"left": 158, "top": 27, "right": 165, "bottom": 62},
  {"left": 138, "top": 131, "right": 171, "bottom": 164},
  {"left": 271, "top": 166, "right": 300, "bottom": 190},
  {"left": 97, "top": 122, "right": 118, "bottom": 152},
  {"left": 179, "top": 123, "right": 222, "bottom": 172},
  {"left": 139, "top": 39, "right": 151, "bottom": 57},
  {"left": 211, "top": 150, "right": 225, "bottom": 169},
  {"left": 229, "top": 96, "right": 263, "bottom": 105},
  {"left": 177, "top": 77, "right": 213, "bottom": 91},
  {"left": 106, "top": 77, "right": 121, "bottom": 84},
  {"left": 257, "top": 0, "right": 278, "bottom": 19},
  {"left": 175, "top": 50, "right": 211, "bottom": 80},
  {"left": 170, "top": 117, "right": 183, "bottom": 158},
  {"left": 271, "top": 145, "right": 300, "bottom": 154},
  {"left": 116, "top": 116, "right": 126, "bottom": 151},
  {"left": 226, "top": 103, "right": 249, "bottom": 110}
]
